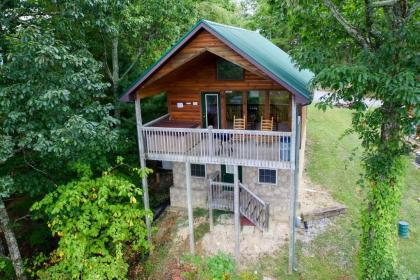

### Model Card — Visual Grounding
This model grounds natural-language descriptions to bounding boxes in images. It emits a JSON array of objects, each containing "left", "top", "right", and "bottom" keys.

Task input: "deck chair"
[
  {"left": 260, "top": 117, "right": 274, "bottom": 143},
  {"left": 233, "top": 115, "right": 246, "bottom": 140},
  {"left": 233, "top": 115, "right": 246, "bottom": 130},
  {"left": 261, "top": 117, "right": 273, "bottom": 131}
]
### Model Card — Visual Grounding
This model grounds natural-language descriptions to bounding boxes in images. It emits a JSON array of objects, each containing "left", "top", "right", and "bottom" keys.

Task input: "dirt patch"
[
  {"left": 201, "top": 214, "right": 289, "bottom": 266},
  {"left": 299, "top": 176, "right": 341, "bottom": 214}
]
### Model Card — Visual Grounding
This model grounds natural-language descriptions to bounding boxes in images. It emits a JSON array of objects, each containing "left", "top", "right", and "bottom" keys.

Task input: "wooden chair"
[
  {"left": 261, "top": 117, "right": 274, "bottom": 131},
  {"left": 231, "top": 115, "right": 246, "bottom": 143},
  {"left": 260, "top": 117, "right": 274, "bottom": 143},
  {"left": 233, "top": 115, "right": 246, "bottom": 130}
]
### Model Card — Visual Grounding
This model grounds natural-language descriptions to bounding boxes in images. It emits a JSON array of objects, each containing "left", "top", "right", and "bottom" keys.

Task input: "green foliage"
[
  {"left": 0, "top": 257, "right": 16, "bottom": 280},
  {"left": 360, "top": 155, "right": 405, "bottom": 279},
  {"left": 30, "top": 164, "right": 151, "bottom": 279},
  {"left": 195, "top": 0, "right": 248, "bottom": 26},
  {"left": 182, "top": 252, "right": 236, "bottom": 280},
  {"left": 195, "top": 222, "right": 211, "bottom": 242},
  {"left": 0, "top": 25, "right": 118, "bottom": 198}
]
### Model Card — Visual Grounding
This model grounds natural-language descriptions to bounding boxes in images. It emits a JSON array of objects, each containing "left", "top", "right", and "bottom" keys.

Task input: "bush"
[
  {"left": 0, "top": 257, "right": 16, "bottom": 280},
  {"left": 182, "top": 252, "right": 236, "bottom": 280},
  {"left": 31, "top": 164, "right": 151, "bottom": 279}
]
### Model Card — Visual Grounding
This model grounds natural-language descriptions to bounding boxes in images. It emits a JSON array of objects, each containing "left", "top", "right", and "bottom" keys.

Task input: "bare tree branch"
[
  {"left": 322, "top": 0, "right": 371, "bottom": 50},
  {"left": 370, "top": 0, "right": 398, "bottom": 7},
  {"left": 22, "top": 151, "right": 57, "bottom": 187},
  {"left": 14, "top": 215, "right": 30, "bottom": 223},
  {"left": 120, "top": 47, "right": 143, "bottom": 81}
]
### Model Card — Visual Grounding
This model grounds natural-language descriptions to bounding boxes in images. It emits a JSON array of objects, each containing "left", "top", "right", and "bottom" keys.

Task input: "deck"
[{"left": 142, "top": 115, "right": 294, "bottom": 169}]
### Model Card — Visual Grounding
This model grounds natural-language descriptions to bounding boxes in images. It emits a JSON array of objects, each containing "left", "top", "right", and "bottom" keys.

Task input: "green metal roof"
[{"left": 121, "top": 19, "right": 313, "bottom": 103}]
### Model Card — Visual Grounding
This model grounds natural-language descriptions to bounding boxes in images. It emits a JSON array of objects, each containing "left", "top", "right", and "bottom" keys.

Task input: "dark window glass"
[
  {"left": 247, "top": 90, "right": 265, "bottom": 130},
  {"left": 191, "top": 164, "right": 205, "bottom": 177},
  {"left": 217, "top": 59, "right": 244, "bottom": 80},
  {"left": 258, "top": 169, "right": 277, "bottom": 184},
  {"left": 270, "top": 91, "right": 289, "bottom": 130},
  {"left": 226, "top": 91, "right": 243, "bottom": 129}
]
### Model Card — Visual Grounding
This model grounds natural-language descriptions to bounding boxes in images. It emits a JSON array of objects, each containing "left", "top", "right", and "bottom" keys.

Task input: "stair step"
[{"left": 240, "top": 216, "right": 255, "bottom": 227}]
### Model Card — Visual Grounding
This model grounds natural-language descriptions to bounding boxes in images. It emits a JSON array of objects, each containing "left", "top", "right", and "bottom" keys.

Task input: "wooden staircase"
[{"left": 208, "top": 172, "right": 270, "bottom": 231}]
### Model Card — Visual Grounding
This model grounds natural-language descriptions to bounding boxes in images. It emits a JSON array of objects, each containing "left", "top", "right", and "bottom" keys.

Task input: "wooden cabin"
[{"left": 121, "top": 20, "right": 313, "bottom": 264}]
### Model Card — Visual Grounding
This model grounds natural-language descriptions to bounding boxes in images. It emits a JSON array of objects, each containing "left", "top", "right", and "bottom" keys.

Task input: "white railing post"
[
  {"left": 234, "top": 165, "right": 240, "bottom": 262},
  {"left": 208, "top": 175, "right": 214, "bottom": 231},
  {"left": 208, "top": 125, "right": 214, "bottom": 157},
  {"left": 185, "top": 161, "right": 195, "bottom": 254},
  {"left": 135, "top": 98, "right": 152, "bottom": 243},
  {"left": 290, "top": 96, "right": 296, "bottom": 169}
]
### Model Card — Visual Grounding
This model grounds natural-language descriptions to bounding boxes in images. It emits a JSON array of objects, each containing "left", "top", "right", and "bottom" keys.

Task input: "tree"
[
  {"left": 30, "top": 162, "right": 151, "bottom": 279},
  {"left": 195, "top": 0, "right": 248, "bottom": 26},
  {"left": 260, "top": 1, "right": 418, "bottom": 278},
  {"left": 248, "top": 0, "right": 295, "bottom": 50},
  {"left": 43, "top": 0, "right": 196, "bottom": 119},
  {"left": 0, "top": 25, "right": 118, "bottom": 279}
]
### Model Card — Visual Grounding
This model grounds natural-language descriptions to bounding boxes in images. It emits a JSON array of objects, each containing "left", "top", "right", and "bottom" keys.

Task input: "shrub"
[
  {"left": 31, "top": 164, "right": 151, "bottom": 279},
  {"left": 182, "top": 252, "right": 236, "bottom": 280}
]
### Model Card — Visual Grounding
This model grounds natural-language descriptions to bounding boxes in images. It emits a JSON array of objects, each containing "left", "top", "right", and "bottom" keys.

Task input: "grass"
[{"left": 252, "top": 106, "right": 420, "bottom": 279}]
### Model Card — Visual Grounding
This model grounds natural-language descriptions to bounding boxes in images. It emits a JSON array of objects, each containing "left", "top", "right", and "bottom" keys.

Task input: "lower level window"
[
  {"left": 258, "top": 169, "right": 277, "bottom": 184},
  {"left": 191, "top": 164, "right": 205, "bottom": 177}
]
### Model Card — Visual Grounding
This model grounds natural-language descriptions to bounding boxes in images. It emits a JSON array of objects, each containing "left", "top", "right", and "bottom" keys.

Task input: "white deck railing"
[{"left": 142, "top": 126, "right": 293, "bottom": 169}]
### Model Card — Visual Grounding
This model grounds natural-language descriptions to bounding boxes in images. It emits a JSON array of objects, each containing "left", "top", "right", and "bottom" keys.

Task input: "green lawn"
[{"left": 253, "top": 106, "right": 419, "bottom": 279}]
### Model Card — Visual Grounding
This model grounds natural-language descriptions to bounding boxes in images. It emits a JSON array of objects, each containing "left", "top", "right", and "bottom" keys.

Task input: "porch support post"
[
  {"left": 185, "top": 161, "right": 195, "bottom": 254},
  {"left": 233, "top": 165, "right": 240, "bottom": 262},
  {"left": 208, "top": 177, "right": 214, "bottom": 231},
  {"left": 288, "top": 95, "right": 297, "bottom": 273},
  {"left": 135, "top": 97, "right": 152, "bottom": 243}
]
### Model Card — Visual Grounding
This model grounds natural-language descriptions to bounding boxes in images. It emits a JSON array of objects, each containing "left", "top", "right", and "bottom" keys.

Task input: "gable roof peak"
[{"left": 120, "top": 19, "right": 313, "bottom": 104}]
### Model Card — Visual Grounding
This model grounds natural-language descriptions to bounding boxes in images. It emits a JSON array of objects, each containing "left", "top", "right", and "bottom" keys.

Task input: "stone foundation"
[{"left": 169, "top": 162, "right": 292, "bottom": 224}]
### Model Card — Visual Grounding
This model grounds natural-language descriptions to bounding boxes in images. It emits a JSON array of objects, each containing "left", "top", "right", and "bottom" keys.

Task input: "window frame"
[
  {"left": 216, "top": 59, "right": 244, "bottom": 81},
  {"left": 258, "top": 168, "right": 277, "bottom": 185},
  {"left": 190, "top": 164, "right": 206, "bottom": 178}
]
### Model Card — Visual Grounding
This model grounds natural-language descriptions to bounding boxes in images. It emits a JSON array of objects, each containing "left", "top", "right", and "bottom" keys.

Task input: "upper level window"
[{"left": 216, "top": 59, "right": 244, "bottom": 80}]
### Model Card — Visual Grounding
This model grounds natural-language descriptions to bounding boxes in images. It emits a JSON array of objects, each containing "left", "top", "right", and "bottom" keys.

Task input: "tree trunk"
[
  {"left": 0, "top": 234, "right": 5, "bottom": 257},
  {"left": 0, "top": 199, "right": 27, "bottom": 280},
  {"left": 361, "top": 105, "right": 402, "bottom": 279},
  {"left": 111, "top": 36, "right": 120, "bottom": 120}
]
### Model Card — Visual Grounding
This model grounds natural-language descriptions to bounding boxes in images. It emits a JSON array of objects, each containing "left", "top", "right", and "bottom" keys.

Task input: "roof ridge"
[{"left": 202, "top": 19, "right": 257, "bottom": 33}]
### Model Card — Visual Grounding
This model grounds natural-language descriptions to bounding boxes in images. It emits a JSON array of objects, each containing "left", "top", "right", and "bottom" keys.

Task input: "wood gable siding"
[{"left": 137, "top": 29, "right": 287, "bottom": 127}]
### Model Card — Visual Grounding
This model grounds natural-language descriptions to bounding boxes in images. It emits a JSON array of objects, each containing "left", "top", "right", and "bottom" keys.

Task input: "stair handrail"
[{"left": 239, "top": 182, "right": 267, "bottom": 206}]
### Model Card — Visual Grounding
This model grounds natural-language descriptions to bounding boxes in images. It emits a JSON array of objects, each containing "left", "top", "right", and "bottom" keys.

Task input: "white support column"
[
  {"left": 290, "top": 96, "right": 296, "bottom": 168},
  {"left": 234, "top": 165, "right": 240, "bottom": 262},
  {"left": 185, "top": 161, "right": 195, "bottom": 254},
  {"left": 135, "top": 97, "right": 152, "bottom": 243},
  {"left": 208, "top": 177, "right": 214, "bottom": 231},
  {"left": 292, "top": 116, "right": 302, "bottom": 272},
  {"left": 288, "top": 96, "right": 298, "bottom": 274}
]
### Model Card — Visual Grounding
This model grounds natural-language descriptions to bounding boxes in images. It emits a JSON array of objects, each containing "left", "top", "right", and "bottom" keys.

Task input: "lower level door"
[{"left": 221, "top": 165, "right": 242, "bottom": 183}]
